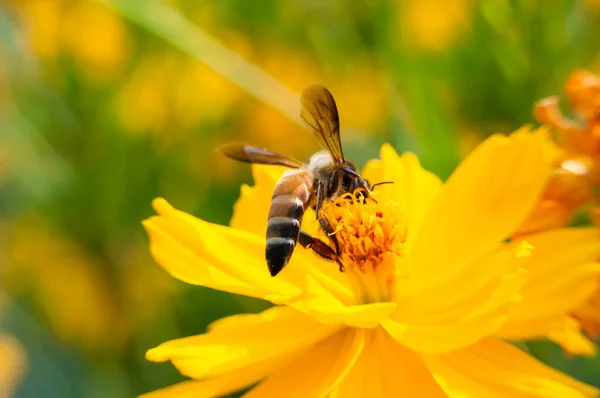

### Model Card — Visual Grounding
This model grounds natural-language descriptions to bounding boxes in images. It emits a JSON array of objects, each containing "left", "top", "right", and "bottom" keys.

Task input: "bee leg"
[
  {"left": 318, "top": 215, "right": 340, "bottom": 256},
  {"left": 314, "top": 179, "right": 327, "bottom": 219},
  {"left": 318, "top": 216, "right": 345, "bottom": 272},
  {"left": 298, "top": 231, "right": 342, "bottom": 269}
]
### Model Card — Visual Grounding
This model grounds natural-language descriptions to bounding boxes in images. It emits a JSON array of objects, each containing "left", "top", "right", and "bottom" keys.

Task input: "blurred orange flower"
[{"left": 520, "top": 69, "right": 600, "bottom": 340}]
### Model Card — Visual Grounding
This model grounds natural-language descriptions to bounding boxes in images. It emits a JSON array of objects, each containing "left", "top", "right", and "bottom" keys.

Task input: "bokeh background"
[{"left": 1, "top": 0, "right": 600, "bottom": 396}]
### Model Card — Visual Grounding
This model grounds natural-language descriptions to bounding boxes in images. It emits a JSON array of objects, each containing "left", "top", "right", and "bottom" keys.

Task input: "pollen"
[{"left": 320, "top": 189, "right": 407, "bottom": 304}]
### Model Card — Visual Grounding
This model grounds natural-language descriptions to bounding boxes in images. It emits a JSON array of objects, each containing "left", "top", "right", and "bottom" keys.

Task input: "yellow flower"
[{"left": 142, "top": 129, "right": 599, "bottom": 397}]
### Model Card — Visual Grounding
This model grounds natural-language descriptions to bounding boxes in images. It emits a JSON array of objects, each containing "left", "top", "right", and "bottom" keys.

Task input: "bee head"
[{"left": 340, "top": 165, "right": 372, "bottom": 200}]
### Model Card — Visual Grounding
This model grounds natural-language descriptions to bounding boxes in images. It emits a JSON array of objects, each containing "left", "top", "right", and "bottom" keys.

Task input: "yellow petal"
[
  {"left": 387, "top": 243, "right": 529, "bottom": 353},
  {"left": 290, "top": 275, "right": 397, "bottom": 328},
  {"left": 140, "top": 381, "right": 210, "bottom": 398},
  {"left": 145, "top": 198, "right": 352, "bottom": 305},
  {"left": 292, "top": 249, "right": 354, "bottom": 303},
  {"left": 547, "top": 317, "right": 597, "bottom": 356},
  {"left": 146, "top": 306, "right": 338, "bottom": 380},
  {"left": 408, "top": 128, "right": 554, "bottom": 291},
  {"left": 422, "top": 338, "right": 598, "bottom": 397},
  {"left": 362, "top": 145, "right": 442, "bottom": 249},
  {"left": 572, "top": 285, "right": 600, "bottom": 338},
  {"left": 497, "top": 228, "right": 600, "bottom": 352},
  {"left": 243, "top": 328, "right": 364, "bottom": 398},
  {"left": 140, "top": 374, "right": 255, "bottom": 398},
  {"left": 144, "top": 198, "right": 303, "bottom": 303},
  {"left": 332, "top": 328, "right": 446, "bottom": 398}
]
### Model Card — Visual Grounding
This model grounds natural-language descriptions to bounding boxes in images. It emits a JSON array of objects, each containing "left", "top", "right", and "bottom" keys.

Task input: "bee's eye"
[{"left": 351, "top": 178, "right": 363, "bottom": 190}]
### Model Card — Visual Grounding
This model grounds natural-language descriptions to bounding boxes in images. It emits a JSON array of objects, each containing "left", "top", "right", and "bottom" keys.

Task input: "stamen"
[{"left": 319, "top": 189, "right": 406, "bottom": 303}]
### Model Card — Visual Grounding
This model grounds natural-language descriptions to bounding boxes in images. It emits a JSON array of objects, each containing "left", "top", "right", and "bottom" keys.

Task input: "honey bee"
[{"left": 220, "top": 84, "right": 378, "bottom": 276}]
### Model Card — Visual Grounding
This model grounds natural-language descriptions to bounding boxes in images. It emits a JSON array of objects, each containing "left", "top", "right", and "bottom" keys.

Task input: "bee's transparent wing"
[
  {"left": 219, "top": 143, "right": 306, "bottom": 169},
  {"left": 300, "top": 84, "right": 344, "bottom": 164}
]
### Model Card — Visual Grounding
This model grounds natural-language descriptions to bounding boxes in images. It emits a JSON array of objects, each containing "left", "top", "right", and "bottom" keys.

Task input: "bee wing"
[
  {"left": 300, "top": 84, "right": 344, "bottom": 164},
  {"left": 219, "top": 143, "right": 306, "bottom": 169}
]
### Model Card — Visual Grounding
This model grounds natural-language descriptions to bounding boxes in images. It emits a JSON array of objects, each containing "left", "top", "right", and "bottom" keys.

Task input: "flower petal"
[
  {"left": 242, "top": 328, "right": 365, "bottom": 398},
  {"left": 572, "top": 285, "right": 600, "bottom": 338},
  {"left": 361, "top": 144, "right": 442, "bottom": 249},
  {"left": 497, "top": 228, "right": 600, "bottom": 353},
  {"left": 547, "top": 317, "right": 597, "bottom": 356},
  {"left": 422, "top": 338, "right": 598, "bottom": 398},
  {"left": 145, "top": 197, "right": 354, "bottom": 305},
  {"left": 387, "top": 243, "right": 529, "bottom": 353},
  {"left": 143, "top": 198, "right": 303, "bottom": 303},
  {"left": 140, "top": 381, "right": 207, "bottom": 398},
  {"left": 139, "top": 375, "right": 257, "bottom": 398},
  {"left": 146, "top": 306, "right": 338, "bottom": 381},
  {"left": 291, "top": 275, "right": 397, "bottom": 328},
  {"left": 332, "top": 328, "right": 446, "bottom": 398},
  {"left": 408, "top": 128, "right": 555, "bottom": 291}
]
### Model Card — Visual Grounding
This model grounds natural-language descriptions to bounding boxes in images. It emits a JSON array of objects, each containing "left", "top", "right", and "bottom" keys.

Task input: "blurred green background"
[{"left": 1, "top": 0, "right": 600, "bottom": 396}]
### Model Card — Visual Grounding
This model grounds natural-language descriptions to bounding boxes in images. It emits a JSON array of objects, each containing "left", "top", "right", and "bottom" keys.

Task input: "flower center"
[{"left": 320, "top": 190, "right": 406, "bottom": 304}]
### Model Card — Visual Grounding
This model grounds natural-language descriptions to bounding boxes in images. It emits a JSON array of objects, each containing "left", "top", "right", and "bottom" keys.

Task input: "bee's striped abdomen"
[{"left": 265, "top": 170, "right": 312, "bottom": 276}]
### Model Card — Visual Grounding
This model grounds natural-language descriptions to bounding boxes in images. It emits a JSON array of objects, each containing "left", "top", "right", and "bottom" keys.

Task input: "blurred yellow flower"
[
  {"left": 256, "top": 45, "right": 386, "bottom": 134},
  {"left": 327, "top": 69, "right": 386, "bottom": 136},
  {"left": 584, "top": 0, "right": 600, "bottom": 10},
  {"left": 115, "top": 53, "right": 242, "bottom": 136},
  {"left": 142, "top": 128, "right": 598, "bottom": 397},
  {"left": 7, "top": 225, "right": 127, "bottom": 352},
  {"left": 242, "top": 102, "right": 314, "bottom": 160},
  {"left": 457, "top": 126, "right": 485, "bottom": 157},
  {"left": 114, "top": 55, "right": 171, "bottom": 135},
  {"left": 11, "top": 0, "right": 129, "bottom": 80},
  {"left": 121, "top": 244, "right": 179, "bottom": 326},
  {"left": 397, "top": 0, "right": 473, "bottom": 52},
  {"left": 61, "top": 1, "right": 130, "bottom": 81},
  {"left": 11, "top": 0, "right": 62, "bottom": 59},
  {"left": 242, "top": 45, "right": 328, "bottom": 158},
  {"left": 173, "top": 60, "right": 241, "bottom": 129}
]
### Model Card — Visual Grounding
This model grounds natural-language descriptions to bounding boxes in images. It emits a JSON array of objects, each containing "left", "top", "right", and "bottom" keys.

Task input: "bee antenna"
[{"left": 370, "top": 181, "right": 394, "bottom": 190}]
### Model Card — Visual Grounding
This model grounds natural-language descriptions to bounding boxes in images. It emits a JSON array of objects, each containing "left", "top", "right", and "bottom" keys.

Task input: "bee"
[{"left": 220, "top": 84, "right": 376, "bottom": 276}]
